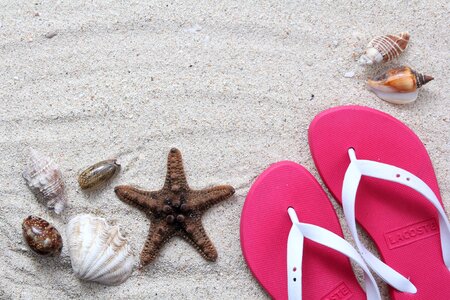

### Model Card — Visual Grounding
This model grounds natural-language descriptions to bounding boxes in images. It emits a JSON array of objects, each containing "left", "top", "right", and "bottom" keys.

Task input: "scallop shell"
[
  {"left": 22, "top": 149, "right": 67, "bottom": 214},
  {"left": 78, "top": 159, "right": 120, "bottom": 190},
  {"left": 67, "top": 214, "right": 135, "bottom": 285},
  {"left": 22, "top": 216, "right": 63, "bottom": 256},
  {"left": 367, "top": 66, "right": 434, "bottom": 104},
  {"left": 359, "top": 32, "right": 410, "bottom": 65}
]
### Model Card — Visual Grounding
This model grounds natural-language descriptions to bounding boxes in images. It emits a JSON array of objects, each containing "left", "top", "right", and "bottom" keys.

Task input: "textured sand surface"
[{"left": 0, "top": 1, "right": 449, "bottom": 299}]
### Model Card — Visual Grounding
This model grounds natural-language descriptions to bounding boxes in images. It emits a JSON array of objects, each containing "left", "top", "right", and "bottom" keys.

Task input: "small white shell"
[
  {"left": 67, "top": 214, "right": 135, "bottom": 285},
  {"left": 23, "top": 149, "right": 67, "bottom": 214}
]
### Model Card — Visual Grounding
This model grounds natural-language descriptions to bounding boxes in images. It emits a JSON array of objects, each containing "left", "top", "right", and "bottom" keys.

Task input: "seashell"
[
  {"left": 22, "top": 149, "right": 67, "bottom": 214},
  {"left": 359, "top": 32, "right": 410, "bottom": 65},
  {"left": 78, "top": 159, "right": 120, "bottom": 190},
  {"left": 22, "top": 216, "right": 62, "bottom": 256},
  {"left": 367, "top": 66, "right": 433, "bottom": 104},
  {"left": 66, "top": 214, "right": 135, "bottom": 285}
]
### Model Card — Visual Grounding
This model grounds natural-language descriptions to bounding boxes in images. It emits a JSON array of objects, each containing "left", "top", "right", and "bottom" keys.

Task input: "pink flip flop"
[
  {"left": 308, "top": 105, "right": 450, "bottom": 299},
  {"left": 240, "top": 161, "right": 380, "bottom": 300}
]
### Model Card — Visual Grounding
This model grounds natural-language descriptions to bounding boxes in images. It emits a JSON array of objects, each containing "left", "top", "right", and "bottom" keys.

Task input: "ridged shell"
[
  {"left": 23, "top": 149, "right": 67, "bottom": 214},
  {"left": 78, "top": 159, "right": 120, "bottom": 190},
  {"left": 367, "top": 66, "right": 434, "bottom": 104},
  {"left": 359, "top": 32, "right": 410, "bottom": 65},
  {"left": 67, "top": 214, "right": 135, "bottom": 285},
  {"left": 22, "top": 216, "right": 63, "bottom": 256}
]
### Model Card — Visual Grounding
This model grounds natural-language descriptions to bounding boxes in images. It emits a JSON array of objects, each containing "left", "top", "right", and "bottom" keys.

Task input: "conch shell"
[
  {"left": 367, "top": 66, "right": 433, "bottom": 104},
  {"left": 66, "top": 214, "right": 135, "bottom": 285},
  {"left": 359, "top": 32, "right": 410, "bottom": 65},
  {"left": 23, "top": 149, "right": 67, "bottom": 214}
]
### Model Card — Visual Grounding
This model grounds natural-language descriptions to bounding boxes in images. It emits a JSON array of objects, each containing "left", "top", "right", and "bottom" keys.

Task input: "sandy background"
[{"left": 0, "top": 0, "right": 449, "bottom": 299}]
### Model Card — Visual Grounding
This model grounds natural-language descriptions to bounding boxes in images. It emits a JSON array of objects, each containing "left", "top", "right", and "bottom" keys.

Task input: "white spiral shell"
[
  {"left": 67, "top": 214, "right": 135, "bottom": 286},
  {"left": 23, "top": 148, "right": 67, "bottom": 214}
]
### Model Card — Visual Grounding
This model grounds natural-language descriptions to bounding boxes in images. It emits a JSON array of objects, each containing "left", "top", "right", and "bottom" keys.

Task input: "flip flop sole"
[
  {"left": 308, "top": 105, "right": 450, "bottom": 299},
  {"left": 240, "top": 161, "right": 366, "bottom": 300}
]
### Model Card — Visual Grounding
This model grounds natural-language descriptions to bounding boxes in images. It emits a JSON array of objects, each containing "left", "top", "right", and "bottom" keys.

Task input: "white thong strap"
[
  {"left": 341, "top": 148, "right": 450, "bottom": 293},
  {"left": 287, "top": 208, "right": 381, "bottom": 300}
]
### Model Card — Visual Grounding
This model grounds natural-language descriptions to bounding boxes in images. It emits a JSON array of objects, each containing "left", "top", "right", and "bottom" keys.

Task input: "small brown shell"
[
  {"left": 22, "top": 216, "right": 62, "bottom": 256},
  {"left": 360, "top": 32, "right": 410, "bottom": 65},
  {"left": 78, "top": 159, "right": 120, "bottom": 189}
]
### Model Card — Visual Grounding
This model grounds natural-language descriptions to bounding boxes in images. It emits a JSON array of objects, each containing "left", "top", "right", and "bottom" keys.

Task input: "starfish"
[{"left": 114, "top": 148, "right": 235, "bottom": 267}]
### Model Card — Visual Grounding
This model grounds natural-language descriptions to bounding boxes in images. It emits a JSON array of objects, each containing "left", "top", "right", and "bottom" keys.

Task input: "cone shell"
[
  {"left": 367, "top": 66, "right": 434, "bottom": 104},
  {"left": 22, "top": 216, "right": 63, "bottom": 256},
  {"left": 66, "top": 214, "right": 135, "bottom": 285},
  {"left": 23, "top": 149, "right": 67, "bottom": 214},
  {"left": 78, "top": 159, "right": 120, "bottom": 190},
  {"left": 359, "top": 32, "right": 410, "bottom": 65}
]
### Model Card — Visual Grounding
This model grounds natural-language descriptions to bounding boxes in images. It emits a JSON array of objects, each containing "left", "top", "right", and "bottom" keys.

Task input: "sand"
[{"left": 0, "top": 0, "right": 449, "bottom": 299}]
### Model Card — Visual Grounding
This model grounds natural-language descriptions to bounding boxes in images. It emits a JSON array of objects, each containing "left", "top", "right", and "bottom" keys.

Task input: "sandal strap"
[
  {"left": 287, "top": 208, "right": 381, "bottom": 300},
  {"left": 342, "top": 148, "right": 450, "bottom": 293}
]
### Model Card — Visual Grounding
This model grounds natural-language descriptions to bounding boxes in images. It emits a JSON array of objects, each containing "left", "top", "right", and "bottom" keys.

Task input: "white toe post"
[
  {"left": 342, "top": 148, "right": 450, "bottom": 293},
  {"left": 287, "top": 208, "right": 303, "bottom": 300},
  {"left": 286, "top": 208, "right": 381, "bottom": 300}
]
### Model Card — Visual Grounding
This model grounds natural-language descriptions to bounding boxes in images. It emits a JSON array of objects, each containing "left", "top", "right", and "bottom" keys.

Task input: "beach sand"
[{"left": 0, "top": 0, "right": 449, "bottom": 299}]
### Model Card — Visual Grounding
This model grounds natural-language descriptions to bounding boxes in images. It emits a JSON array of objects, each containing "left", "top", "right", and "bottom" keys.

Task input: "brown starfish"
[{"left": 114, "top": 148, "right": 235, "bottom": 267}]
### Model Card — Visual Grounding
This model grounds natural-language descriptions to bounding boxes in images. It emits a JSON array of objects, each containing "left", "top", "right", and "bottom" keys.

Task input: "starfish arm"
[
  {"left": 181, "top": 218, "right": 218, "bottom": 261},
  {"left": 188, "top": 185, "right": 235, "bottom": 211},
  {"left": 140, "top": 220, "right": 176, "bottom": 267},
  {"left": 163, "top": 148, "right": 189, "bottom": 191},
  {"left": 114, "top": 185, "right": 161, "bottom": 213}
]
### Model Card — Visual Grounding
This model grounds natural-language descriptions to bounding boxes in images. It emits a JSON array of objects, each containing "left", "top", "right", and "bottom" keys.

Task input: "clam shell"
[
  {"left": 22, "top": 216, "right": 62, "bottom": 256},
  {"left": 359, "top": 32, "right": 410, "bottom": 65},
  {"left": 78, "top": 159, "right": 120, "bottom": 190},
  {"left": 23, "top": 149, "right": 67, "bottom": 214},
  {"left": 367, "top": 66, "right": 433, "bottom": 104},
  {"left": 67, "top": 214, "right": 135, "bottom": 285}
]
